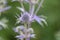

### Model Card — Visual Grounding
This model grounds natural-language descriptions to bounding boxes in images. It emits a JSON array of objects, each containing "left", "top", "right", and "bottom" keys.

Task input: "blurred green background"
[{"left": 0, "top": 0, "right": 60, "bottom": 40}]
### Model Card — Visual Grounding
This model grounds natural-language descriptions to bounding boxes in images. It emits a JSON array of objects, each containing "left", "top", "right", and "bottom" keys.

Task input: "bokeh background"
[{"left": 0, "top": 0, "right": 60, "bottom": 40}]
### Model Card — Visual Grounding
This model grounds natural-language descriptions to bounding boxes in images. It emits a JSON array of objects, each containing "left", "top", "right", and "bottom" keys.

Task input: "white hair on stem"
[
  {"left": 19, "top": 0, "right": 25, "bottom": 12},
  {"left": 35, "top": 0, "right": 44, "bottom": 14},
  {"left": 29, "top": 3, "right": 35, "bottom": 16}
]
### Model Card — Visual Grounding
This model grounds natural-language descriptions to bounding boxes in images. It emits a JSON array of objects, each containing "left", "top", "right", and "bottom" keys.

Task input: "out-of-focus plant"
[
  {"left": 0, "top": 0, "right": 11, "bottom": 16},
  {"left": 0, "top": 18, "right": 8, "bottom": 30},
  {"left": 55, "top": 30, "right": 60, "bottom": 40},
  {"left": 12, "top": 0, "right": 47, "bottom": 40}
]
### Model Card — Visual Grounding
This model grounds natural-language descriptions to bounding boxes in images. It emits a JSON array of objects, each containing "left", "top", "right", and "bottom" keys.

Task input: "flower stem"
[
  {"left": 19, "top": 0, "right": 25, "bottom": 10},
  {"left": 29, "top": 3, "right": 35, "bottom": 16},
  {"left": 24, "top": 23, "right": 30, "bottom": 40},
  {"left": 35, "top": 0, "right": 44, "bottom": 14}
]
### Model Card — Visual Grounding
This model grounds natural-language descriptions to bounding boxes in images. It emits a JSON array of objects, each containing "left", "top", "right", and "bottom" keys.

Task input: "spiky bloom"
[{"left": 14, "top": 0, "right": 47, "bottom": 40}]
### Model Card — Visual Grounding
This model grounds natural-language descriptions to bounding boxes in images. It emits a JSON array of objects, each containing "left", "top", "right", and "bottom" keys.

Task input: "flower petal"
[
  {"left": 34, "top": 15, "right": 44, "bottom": 27},
  {"left": 30, "top": 34, "right": 35, "bottom": 38},
  {"left": 16, "top": 35, "right": 25, "bottom": 39},
  {"left": 17, "top": 7, "right": 25, "bottom": 12},
  {"left": 0, "top": 6, "right": 11, "bottom": 12}
]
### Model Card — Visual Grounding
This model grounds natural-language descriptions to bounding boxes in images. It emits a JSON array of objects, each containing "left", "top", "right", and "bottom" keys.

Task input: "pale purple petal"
[
  {"left": 33, "top": 15, "right": 44, "bottom": 27},
  {"left": 16, "top": 35, "right": 25, "bottom": 39},
  {"left": 34, "top": 15, "right": 41, "bottom": 24},
  {"left": 13, "top": 28, "right": 18, "bottom": 32},
  {"left": 30, "top": 34, "right": 35, "bottom": 38},
  {"left": 0, "top": 6, "right": 11, "bottom": 12},
  {"left": 28, "top": 34, "right": 35, "bottom": 38},
  {"left": 19, "top": 26, "right": 25, "bottom": 30}
]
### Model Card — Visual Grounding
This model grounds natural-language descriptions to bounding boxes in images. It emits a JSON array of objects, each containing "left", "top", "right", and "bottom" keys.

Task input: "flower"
[
  {"left": 20, "top": 12, "right": 30, "bottom": 23},
  {"left": 14, "top": 0, "right": 47, "bottom": 40},
  {"left": 14, "top": 24, "right": 35, "bottom": 39},
  {"left": 16, "top": 7, "right": 47, "bottom": 26}
]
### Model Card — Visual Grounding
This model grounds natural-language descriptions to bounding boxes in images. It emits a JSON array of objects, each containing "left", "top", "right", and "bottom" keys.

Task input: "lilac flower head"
[
  {"left": 14, "top": 0, "right": 47, "bottom": 40},
  {"left": 16, "top": 12, "right": 34, "bottom": 23},
  {"left": 20, "top": 12, "right": 30, "bottom": 23},
  {"left": 16, "top": 11, "right": 47, "bottom": 26}
]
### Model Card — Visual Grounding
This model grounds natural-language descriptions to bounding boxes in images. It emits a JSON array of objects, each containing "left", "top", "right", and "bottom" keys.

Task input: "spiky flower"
[
  {"left": 16, "top": 7, "right": 47, "bottom": 26},
  {"left": 14, "top": 25, "right": 35, "bottom": 40},
  {"left": 14, "top": 0, "right": 47, "bottom": 40}
]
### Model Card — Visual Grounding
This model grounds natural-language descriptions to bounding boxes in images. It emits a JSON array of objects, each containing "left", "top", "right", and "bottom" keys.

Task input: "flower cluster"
[
  {"left": 14, "top": 0, "right": 47, "bottom": 40},
  {"left": 14, "top": 25, "right": 35, "bottom": 40}
]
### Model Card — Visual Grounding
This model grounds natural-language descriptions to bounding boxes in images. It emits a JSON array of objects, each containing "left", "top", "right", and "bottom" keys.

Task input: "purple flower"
[
  {"left": 19, "top": 12, "right": 30, "bottom": 23},
  {"left": 33, "top": 15, "right": 47, "bottom": 26},
  {"left": 16, "top": 11, "right": 47, "bottom": 26},
  {"left": 16, "top": 35, "right": 25, "bottom": 39},
  {"left": 14, "top": 0, "right": 47, "bottom": 40}
]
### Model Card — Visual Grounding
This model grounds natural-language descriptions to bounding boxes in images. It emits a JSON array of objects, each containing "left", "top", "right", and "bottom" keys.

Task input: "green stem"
[
  {"left": 0, "top": 12, "right": 1, "bottom": 16},
  {"left": 24, "top": 23, "right": 28, "bottom": 40}
]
